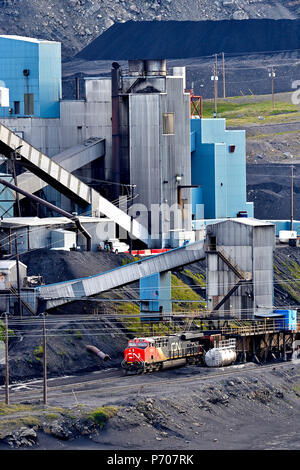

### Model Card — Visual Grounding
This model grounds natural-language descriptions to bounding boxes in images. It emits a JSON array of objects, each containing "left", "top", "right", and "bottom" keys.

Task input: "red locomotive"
[{"left": 121, "top": 332, "right": 215, "bottom": 374}]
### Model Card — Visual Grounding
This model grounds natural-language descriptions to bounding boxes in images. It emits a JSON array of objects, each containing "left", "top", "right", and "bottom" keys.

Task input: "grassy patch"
[
  {"left": 275, "top": 258, "right": 300, "bottom": 304},
  {"left": 0, "top": 403, "right": 34, "bottom": 416},
  {"left": 33, "top": 344, "right": 43, "bottom": 361},
  {"left": 115, "top": 301, "right": 141, "bottom": 335},
  {"left": 201, "top": 98, "right": 300, "bottom": 126},
  {"left": 75, "top": 330, "right": 82, "bottom": 340},
  {"left": 87, "top": 406, "right": 119, "bottom": 429},
  {"left": 171, "top": 274, "right": 205, "bottom": 311},
  {"left": 184, "top": 269, "right": 206, "bottom": 288},
  {"left": 0, "top": 321, "right": 15, "bottom": 342},
  {"left": 121, "top": 256, "right": 141, "bottom": 265}
]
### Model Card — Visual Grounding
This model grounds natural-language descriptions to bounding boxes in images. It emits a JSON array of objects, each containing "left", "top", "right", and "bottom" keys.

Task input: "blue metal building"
[
  {"left": 140, "top": 272, "right": 172, "bottom": 321},
  {"left": 0, "top": 35, "right": 61, "bottom": 119},
  {"left": 191, "top": 117, "right": 254, "bottom": 220}
]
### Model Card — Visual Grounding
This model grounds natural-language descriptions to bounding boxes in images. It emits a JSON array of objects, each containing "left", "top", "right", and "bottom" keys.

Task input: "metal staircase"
[{"left": 209, "top": 246, "right": 252, "bottom": 313}]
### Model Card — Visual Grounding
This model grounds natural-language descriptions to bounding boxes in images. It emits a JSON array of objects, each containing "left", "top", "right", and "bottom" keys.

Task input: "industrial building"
[
  {"left": 206, "top": 218, "right": 275, "bottom": 318},
  {"left": 0, "top": 36, "right": 254, "bottom": 250},
  {"left": 0, "top": 34, "right": 284, "bottom": 325},
  {"left": 191, "top": 118, "right": 254, "bottom": 221},
  {"left": 0, "top": 35, "right": 61, "bottom": 119}
]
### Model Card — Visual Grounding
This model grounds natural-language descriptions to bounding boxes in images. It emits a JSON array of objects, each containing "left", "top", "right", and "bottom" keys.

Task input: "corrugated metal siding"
[{"left": 206, "top": 220, "right": 275, "bottom": 317}]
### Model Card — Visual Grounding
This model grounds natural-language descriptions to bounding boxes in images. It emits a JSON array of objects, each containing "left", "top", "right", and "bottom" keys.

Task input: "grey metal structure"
[
  {"left": 0, "top": 122, "right": 149, "bottom": 244},
  {"left": 111, "top": 60, "right": 192, "bottom": 247},
  {"left": 35, "top": 239, "right": 205, "bottom": 311},
  {"left": 206, "top": 218, "right": 275, "bottom": 318}
]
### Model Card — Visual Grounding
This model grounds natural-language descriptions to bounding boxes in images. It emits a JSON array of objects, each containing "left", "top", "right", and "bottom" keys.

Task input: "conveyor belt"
[{"left": 36, "top": 239, "right": 206, "bottom": 311}]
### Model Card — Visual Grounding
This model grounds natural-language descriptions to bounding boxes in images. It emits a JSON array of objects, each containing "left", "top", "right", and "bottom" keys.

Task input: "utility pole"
[
  {"left": 211, "top": 57, "right": 219, "bottom": 117},
  {"left": 291, "top": 163, "right": 294, "bottom": 231},
  {"left": 5, "top": 313, "right": 9, "bottom": 405},
  {"left": 222, "top": 52, "right": 226, "bottom": 99},
  {"left": 14, "top": 233, "right": 22, "bottom": 318},
  {"left": 42, "top": 313, "right": 47, "bottom": 405},
  {"left": 269, "top": 67, "right": 276, "bottom": 111}
]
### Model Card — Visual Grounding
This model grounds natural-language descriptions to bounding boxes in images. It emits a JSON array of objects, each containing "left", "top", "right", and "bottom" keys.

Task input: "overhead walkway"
[
  {"left": 0, "top": 122, "right": 148, "bottom": 243},
  {"left": 35, "top": 239, "right": 206, "bottom": 312}
]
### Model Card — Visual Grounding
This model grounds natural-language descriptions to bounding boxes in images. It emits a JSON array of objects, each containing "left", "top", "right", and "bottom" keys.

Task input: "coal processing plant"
[{"left": 0, "top": 34, "right": 298, "bottom": 372}]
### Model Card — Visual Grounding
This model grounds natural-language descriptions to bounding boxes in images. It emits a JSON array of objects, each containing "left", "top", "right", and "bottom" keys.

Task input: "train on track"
[
  {"left": 121, "top": 332, "right": 221, "bottom": 374},
  {"left": 121, "top": 313, "right": 300, "bottom": 374}
]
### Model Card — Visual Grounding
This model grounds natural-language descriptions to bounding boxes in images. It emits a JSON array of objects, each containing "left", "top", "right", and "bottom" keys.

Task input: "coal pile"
[
  {"left": 247, "top": 163, "right": 300, "bottom": 221},
  {"left": 76, "top": 19, "right": 300, "bottom": 61}
]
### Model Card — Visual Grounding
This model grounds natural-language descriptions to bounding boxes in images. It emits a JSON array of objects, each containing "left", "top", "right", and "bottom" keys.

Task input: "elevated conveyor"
[
  {"left": 16, "top": 137, "right": 105, "bottom": 199},
  {"left": 0, "top": 122, "right": 148, "bottom": 243},
  {"left": 36, "top": 239, "right": 206, "bottom": 311}
]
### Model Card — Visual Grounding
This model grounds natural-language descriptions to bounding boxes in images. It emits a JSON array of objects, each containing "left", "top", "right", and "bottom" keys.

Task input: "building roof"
[
  {"left": 228, "top": 218, "right": 275, "bottom": 227},
  {"left": 0, "top": 216, "right": 113, "bottom": 228},
  {"left": 0, "top": 260, "right": 26, "bottom": 270},
  {"left": 0, "top": 35, "right": 60, "bottom": 45}
]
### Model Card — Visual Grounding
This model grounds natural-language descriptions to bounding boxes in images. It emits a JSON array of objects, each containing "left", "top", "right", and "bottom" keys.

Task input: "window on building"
[
  {"left": 14, "top": 101, "right": 20, "bottom": 115},
  {"left": 162, "top": 113, "right": 174, "bottom": 135},
  {"left": 24, "top": 93, "right": 34, "bottom": 115}
]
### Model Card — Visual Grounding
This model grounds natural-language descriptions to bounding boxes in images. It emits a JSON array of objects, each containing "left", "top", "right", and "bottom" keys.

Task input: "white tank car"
[{"left": 205, "top": 339, "right": 237, "bottom": 367}]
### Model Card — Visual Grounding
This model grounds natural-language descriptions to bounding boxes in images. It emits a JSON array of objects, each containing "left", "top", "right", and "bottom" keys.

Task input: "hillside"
[{"left": 0, "top": 0, "right": 300, "bottom": 58}]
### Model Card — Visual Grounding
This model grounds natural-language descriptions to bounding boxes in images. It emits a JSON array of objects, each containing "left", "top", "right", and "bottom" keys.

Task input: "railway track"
[{"left": 0, "top": 360, "right": 298, "bottom": 405}]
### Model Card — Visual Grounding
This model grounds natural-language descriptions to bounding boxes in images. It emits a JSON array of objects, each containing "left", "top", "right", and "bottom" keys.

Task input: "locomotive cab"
[{"left": 122, "top": 338, "right": 150, "bottom": 374}]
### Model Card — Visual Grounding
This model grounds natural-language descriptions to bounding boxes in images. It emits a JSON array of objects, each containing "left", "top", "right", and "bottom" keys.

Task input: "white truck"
[
  {"left": 279, "top": 230, "right": 297, "bottom": 244},
  {"left": 98, "top": 239, "right": 129, "bottom": 254}
]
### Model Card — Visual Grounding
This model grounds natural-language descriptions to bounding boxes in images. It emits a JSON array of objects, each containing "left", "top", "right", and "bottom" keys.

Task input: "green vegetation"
[
  {"left": 171, "top": 274, "right": 205, "bottom": 312},
  {"left": 201, "top": 98, "right": 300, "bottom": 126},
  {"left": 115, "top": 301, "right": 141, "bottom": 334},
  {"left": 87, "top": 406, "right": 119, "bottom": 429},
  {"left": 292, "top": 384, "right": 300, "bottom": 396},
  {"left": 275, "top": 258, "right": 300, "bottom": 304},
  {"left": 75, "top": 330, "right": 82, "bottom": 340},
  {"left": 184, "top": 269, "right": 206, "bottom": 288},
  {"left": 33, "top": 344, "right": 43, "bottom": 361},
  {"left": 121, "top": 256, "right": 141, "bottom": 265},
  {"left": 0, "top": 320, "right": 15, "bottom": 343},
  {"left": 0, "top": 403, "right": 34, "bottom": 416}
]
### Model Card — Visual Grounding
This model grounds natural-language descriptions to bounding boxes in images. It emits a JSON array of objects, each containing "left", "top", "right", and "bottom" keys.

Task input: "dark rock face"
[{"left": 0, "top": 1, "right": 299, "bottom": 58}]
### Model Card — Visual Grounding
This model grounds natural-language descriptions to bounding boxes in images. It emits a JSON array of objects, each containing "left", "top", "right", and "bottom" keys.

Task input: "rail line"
[{"left": 0, "top": 361, "right": 298, "bottom": 405}]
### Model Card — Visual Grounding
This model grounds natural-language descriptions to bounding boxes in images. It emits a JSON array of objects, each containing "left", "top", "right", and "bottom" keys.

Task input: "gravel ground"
[{"left": 0, "top": 362, "right": 299, "bottom": 451}]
